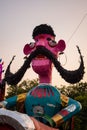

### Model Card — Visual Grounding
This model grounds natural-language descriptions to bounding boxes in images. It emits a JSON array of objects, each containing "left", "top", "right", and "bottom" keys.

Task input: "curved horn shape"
[
  {"left": 4, "top": 55, "right": 31, "bottom": 85},
  {"left": 54, "top": 46, "right": 85, "bottom": 83},
  {"left": 4, "top": 51, "right": 36, "bottom": 85}
]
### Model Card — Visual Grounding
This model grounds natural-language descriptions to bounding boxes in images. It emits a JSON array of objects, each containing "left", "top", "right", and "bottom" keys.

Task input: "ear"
[
  {"left": 23, "top": 44, "right": 31, "bottom": 55},
  {"left": 57, "top": 40, "right": 66, "bottom": 52}
]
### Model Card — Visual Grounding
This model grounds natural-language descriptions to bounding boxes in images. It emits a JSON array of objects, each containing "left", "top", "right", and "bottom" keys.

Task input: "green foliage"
[
  {"left": 58, "top": 82, "right": 87, "bottom": 98},
  {"left": 6, "top": 78, "right": 39, "bottom": 98},
  {"left": 74, "top": 94, "right": 87, "bottom": 130}
]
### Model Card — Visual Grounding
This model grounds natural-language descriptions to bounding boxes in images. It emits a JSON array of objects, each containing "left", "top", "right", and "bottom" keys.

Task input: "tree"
[
  {"left": 6, "top": 78, "right": 39, "bottom": 98},
  {"left": 58, "top": 82, "right": 87, "bottom": 98},
  {"left": 74, "top": 94, "right": 87, "bottom": 130}
]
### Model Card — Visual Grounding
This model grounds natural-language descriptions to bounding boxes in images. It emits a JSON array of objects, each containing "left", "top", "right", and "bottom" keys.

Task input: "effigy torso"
[
  {"left": 24, "top": 84, "right": 63, "bottom": 126},
  {"left": 25, "top": 84, "right": 62, "bottom": 119}
]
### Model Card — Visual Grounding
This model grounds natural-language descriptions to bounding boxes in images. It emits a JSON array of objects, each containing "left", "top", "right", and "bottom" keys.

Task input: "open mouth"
[{"left": 35, "top": 54, "right": 47, "bottom": 59}]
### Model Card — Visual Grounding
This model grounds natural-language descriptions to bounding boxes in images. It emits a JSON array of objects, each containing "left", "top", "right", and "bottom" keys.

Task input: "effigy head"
[
  {"left": 24, "top": 24, "right": 66, "bottom": 56},
  {"left": 23, "top": 24, "right": 66, "bottom": 74},
  {"left": 4, "top": 24, "right": 84, "bottom": 85}
]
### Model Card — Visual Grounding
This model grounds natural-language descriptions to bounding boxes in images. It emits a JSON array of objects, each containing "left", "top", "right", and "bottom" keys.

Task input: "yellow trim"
[
  {"left": 17, "top": 93, "right": 27, "bottom": 103},
  {"left": 16, "top": 93, "right": 27, "bottom": 112},
  {"left": 60, "top": 94, "right": 69, "bottom": 107},
  {"left": 52, "top": 114, "right": 64, "bottom": 127}
]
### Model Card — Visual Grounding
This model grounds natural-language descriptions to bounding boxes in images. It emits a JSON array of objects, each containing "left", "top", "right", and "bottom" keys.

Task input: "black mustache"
[
  {"left": 29, "top": 46, "right": 84, "bottom": 84},
  {"left": 27, "top": 46, "right": 59, "bottom": 67},
  {"left": 5, "top": 46, "right": 60, "bottom": 85}
]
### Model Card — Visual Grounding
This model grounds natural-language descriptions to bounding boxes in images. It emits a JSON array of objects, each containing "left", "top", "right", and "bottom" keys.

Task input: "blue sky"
[{"left": 0, "top": 0, "right": 87, "bottom": 86}]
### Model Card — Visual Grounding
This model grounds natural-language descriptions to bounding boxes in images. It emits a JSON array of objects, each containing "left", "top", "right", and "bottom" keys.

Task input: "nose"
[{"left": 36, "top": 40, "right": 46, "bottom": 48}]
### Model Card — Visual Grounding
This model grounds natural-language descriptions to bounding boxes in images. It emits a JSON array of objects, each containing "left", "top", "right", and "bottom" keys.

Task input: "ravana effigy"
[{"left": 0, "top": 24, "right": 85, "bottom": 130}]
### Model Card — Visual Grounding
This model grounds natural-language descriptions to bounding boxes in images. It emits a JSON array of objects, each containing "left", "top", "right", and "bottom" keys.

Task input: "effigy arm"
[
  {"left": 51, "top": 94, "right": 81, "bottom": 127},
  {"left": 0, "top": 93, "right": 27, "bottom": 110}
]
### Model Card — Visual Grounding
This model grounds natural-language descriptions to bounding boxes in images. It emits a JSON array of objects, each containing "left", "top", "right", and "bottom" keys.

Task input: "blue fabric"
[
  {"left": 25, "top": 84, "right": 62, "bottom": 117},
  {"left": 5, "top": 95, "right": 17, "bottom": 109}
]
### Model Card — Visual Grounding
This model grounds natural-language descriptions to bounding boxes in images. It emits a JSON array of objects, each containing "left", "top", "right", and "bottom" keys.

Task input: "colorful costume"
[
  {"left": 3, "top": 84, "right": 81, "bottom": 128},
  {"left": 0, "top": 24, "right": 85, "bottom": 129}
]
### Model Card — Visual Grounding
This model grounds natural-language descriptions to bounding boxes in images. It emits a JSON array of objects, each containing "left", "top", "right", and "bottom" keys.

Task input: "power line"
[{"left": 67, "top": 13, "right": 87, "bottom": 43}]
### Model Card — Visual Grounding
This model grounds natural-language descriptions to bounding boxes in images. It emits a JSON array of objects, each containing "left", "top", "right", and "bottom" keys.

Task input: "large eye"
[
  {"left": 29, "top": 42, "right": 35, "bottom": 48},
  {"left": 47, "top": 38, "right": 57, "bottom": 47}
]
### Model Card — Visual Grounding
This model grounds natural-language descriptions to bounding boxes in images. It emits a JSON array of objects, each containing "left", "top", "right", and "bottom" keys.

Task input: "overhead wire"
[
  {"left": 58, "top": 13, "right": 87, "bottom": 66},
  {"left": 67, "top": 13, "right": 87, "bottom": 43}
]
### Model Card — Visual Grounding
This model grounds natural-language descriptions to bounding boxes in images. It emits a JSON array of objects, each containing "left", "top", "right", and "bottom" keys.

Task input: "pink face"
[{"left": 23, "top": 34, "right": 66, "bottom": 74}]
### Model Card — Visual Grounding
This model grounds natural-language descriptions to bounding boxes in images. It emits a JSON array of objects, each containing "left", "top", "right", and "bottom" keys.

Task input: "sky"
[{"left": 0, "top": 0, "right": 87, "bottom": 87}]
